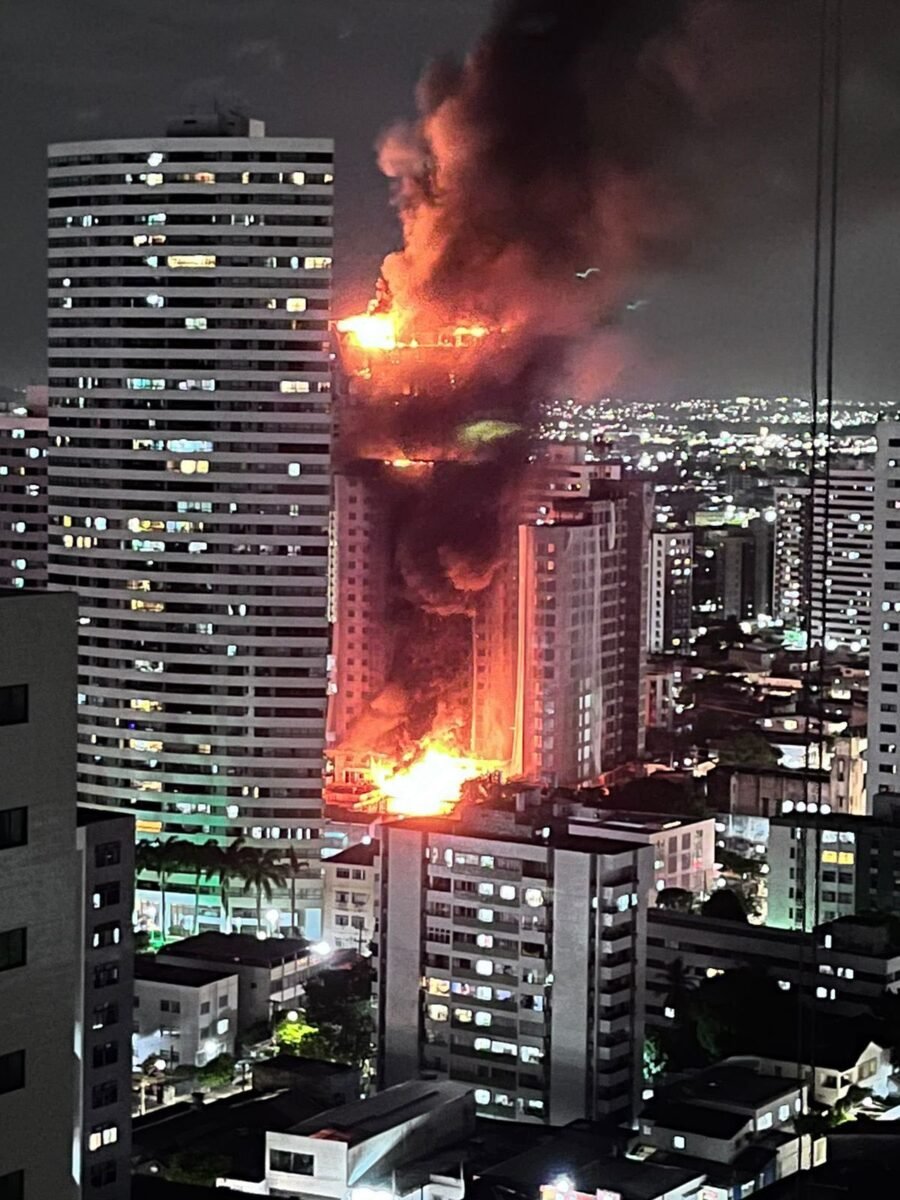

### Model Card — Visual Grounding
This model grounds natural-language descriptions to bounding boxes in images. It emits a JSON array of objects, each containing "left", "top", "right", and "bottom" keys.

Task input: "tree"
[
  {"left": 702, "top": 887, "right": 749, "bottom": 924},
  {"left": 274, "top": 1013, "right": 320, "bottom": 1053},
  {"left": 283, "top": 846, "right": 304, "bottom": 935},
  {"left": 196, "top": 1053, "right": 236, "bottom": 1089},
  {"left": 135, "top": 837, "right": 189, "bottom": 940},
  {"left": 718, "top": 731, "right": 781, "bottom": 769},
  {"left": 664, "top": 956, "right": 697, "bottom": 1019},
  {"left": 643, "top": 1031, "right": 668, "bottom": 1083},
  {"left": 688, "top": 970, "right": 788, "bottom": 1061},
  {"left": 165, "top": 1151, "right": 233, "bottom": 1187},
  {"left": 217, "top": 837, "right": 246, "bottom": 933},
  {"left": 239, "top": 847, "right": 288, "bottom": 933},
  {"left": 657, "top": 888, "right": 694, "bottom": 913},
  {"left": 302, "top": 960, "right": 375, "bottom": 1068},
  {"left": 187, "top": 839, "right": 222, "bottom": 936}
]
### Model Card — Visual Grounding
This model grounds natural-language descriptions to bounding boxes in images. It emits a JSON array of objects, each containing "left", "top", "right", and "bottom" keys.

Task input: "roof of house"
[
  {"left": 735, "top": 1014, "right": 883, "bottom": 1072},
  {"left": 324, "top": 840, "right": 379, "bottom": 867},
  {"left": 134, "top": 957, "right": 236, "bottom": 989},
  {"left": 159, "top": 932, "right": 309, "bottom": 968},
  {"left": 287, "top": 1079, "right": 472, "bottom": 1145}
]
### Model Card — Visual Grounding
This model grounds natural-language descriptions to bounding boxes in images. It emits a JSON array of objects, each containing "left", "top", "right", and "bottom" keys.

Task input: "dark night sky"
[{"left": 3, "top": 0, "right": 900, "bottom": 406}]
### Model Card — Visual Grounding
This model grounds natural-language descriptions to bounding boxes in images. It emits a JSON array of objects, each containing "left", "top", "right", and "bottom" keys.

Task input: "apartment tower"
[{"left": 47, "top": 113, "right": 333, "bottom": 932}]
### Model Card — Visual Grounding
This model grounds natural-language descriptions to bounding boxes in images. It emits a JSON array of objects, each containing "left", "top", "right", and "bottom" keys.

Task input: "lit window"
[
  {"left": 473, "top": 1037, "right": 491, "bottom": 1052},
  {"left": 426, "top": 1003, "right": 448, "bottom": 1022},
  {"left": 474, "top": 1088, "right": 491, "bottom": 1105},
  {"left": 520, "top": 1045, "right": 542, "bottom": 1063},
  {"left": 147, "top": 152, "right": 164, "bottom": 167},
  {"left": 167, "top": 254, "right": 216, "bottom": 269},
  {"left": 477, "top": 908, "right": 494, "bottom": 923},
  {"left": 127, "top": 377, "right": 165, "bottom": 391},
  {"left": 185, "top": 317, "right": 208, "bottom": 330},
  {"left": 475, "top": 959, "right": 493, "bottom": 976},
  {"left": 456, "top": 1008, "right": 473, "bottom": 1024},
  {"left": 144, "top": 173, "right": 163, "bottom": 186},
  {"left": 474, "top": 1011, "right": 491, "bottom": 1027},
  {"left": 146, "top": 293, "right": 165, "bottom": 308},
  {"left": 303, "top": 256, "right": 332, "bottom": 270},
  {"left": 280, "top": 380, "right": 311, "bottom": 394},
  {"left": 757, "top": 1111, "right": 773, "bottom": 1131},
  {"left": 673, "top": 1136, "right": 685, "bottom": 1150},
  {"left": 426, "top": 977, "right": 450, "bottom": 996},
  {"left": 499, "top": 885, "right": 516, "bottom": 901},
  {"left": 286, "top": 297, "right": 307, "bottom": 312},
  {"left": 88, "top": 1124, "right": 119, "bottom": 1151},
  {"left": 288, "top": 463, "right": 302, "bottom": 477},
  {"left": 290, "top": 171, "right": 306, "bottom": 185},
  {"left": 476, "top": 933, "right": 493, "bottom": 949},
  {"left": 664, "top": 1006, "right": 676, "bottom": 1020},
  {"left": 147, "top": 213, "right": 166, "bottom": 225},
  {"left": 180, "top": 460, "right": 210, "bottom": 475}
]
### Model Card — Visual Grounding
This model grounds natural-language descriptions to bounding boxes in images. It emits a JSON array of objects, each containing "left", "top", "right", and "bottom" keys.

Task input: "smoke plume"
[{"left": 339, "top": 0, "right": 729, "bottom": 755}]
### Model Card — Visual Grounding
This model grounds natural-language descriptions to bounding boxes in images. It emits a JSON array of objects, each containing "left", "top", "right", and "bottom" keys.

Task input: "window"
[
  {"left": 673, "top": 1135, "right": 686, "bottom": 1150},
  {"left": 93, "top": 962, "right": 119, "bottom": 989},
  {"left": 92, "top": 1041, "right": 118, "bottom": 1068},
  {"left": 218, "top": 994, "right": 228, "bottom": 1009},
  {"left": 0, "top": 927, "right": 26, "bottom": 972},
  {"left": 94, "top": 841, "right": 120, "bottom": 868},
  {"left": 0, "top": 1050, "right": 24, "bottom": 1095},
  {"left": 0, "top": 684, "right": 27, "bottom": 726},
  {"left": 200, "top": 1001, "right": 211, "bottom": 1015},
  {"left": 92, "top": 1080, "right": 118, "bottom": 1109},
  {"left": 427, "top": 1004, "right": 448, "bottom": 1022},
  {"left": 93, "top": 922, "right": 121, "bottom": 949},
  {"left": 757, "top": 1111, "right": 773, "bottom": 1131},
  {"left": 92, "top": 882, "right": 121, "bottom": 910},
  {"left": 270, "top": 1150, "right": 314, "bottom": 1176},
  {"left": 92, "top": 1003, "right": 118, "bottom": 1030},
  {"left": 88, "top": 1124, "right": 118, "bottom": 1152},
  {"left": 0, "top": 1170, "right": 24, "bottom": 1200},
  {"left": 89, "top": 1162, "right": 117, "bottom": 1188},
  {"left": 160, "top": 999, "right": 181, "bottom": 1014},
  {"left": 0, "top": 807, "right": 27, "bottom": 851},
  {"left": 167, "top": 254, "right": 216, "bottom": 269}
]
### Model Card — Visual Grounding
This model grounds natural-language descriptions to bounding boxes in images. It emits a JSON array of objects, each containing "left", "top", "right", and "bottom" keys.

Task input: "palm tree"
[
  {"left": 283, "top": 846, "right": 304, "bottom": 936},
  {"left": 154, "top": 837, "right": 189, "bottom": 940},
  {"left": 187, "top": 840, "right": 222, "bottom": 935},
  {"left": 217, "top": 838, "right": 246, "bottom": 933},
  {"left": 239, "top": 847, "right": 288, "bottom": 935}
]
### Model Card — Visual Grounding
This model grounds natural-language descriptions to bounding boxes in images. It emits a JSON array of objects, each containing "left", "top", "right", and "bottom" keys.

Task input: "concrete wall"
[
  {"left": 0, "top": 592, "right": 81, "bottom": 1198},
  {"left": 379, "top": 826, "right": 425, "bottom": 1087}
]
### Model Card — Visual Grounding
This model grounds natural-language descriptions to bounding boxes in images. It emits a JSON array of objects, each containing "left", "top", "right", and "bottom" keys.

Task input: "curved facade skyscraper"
[{"left": 47, "top": 113, "right": 332, "bottom": 935}]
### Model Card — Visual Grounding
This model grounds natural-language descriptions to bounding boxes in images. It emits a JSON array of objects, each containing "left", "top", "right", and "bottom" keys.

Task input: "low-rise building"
[
  {"left": 322, "top": 840, "right": 379, "bottom": 953},
  {"left": 156, "top": 932, "right": 314, "bottom": 1032},
  {"left": 634, "top": 1061, "right": 825, "bottom": 1198},
  {"left": 229, "top": 1080, "right": 472, "bottom": 1200},
  {"left": 133, "top": 958, "right": 238, "bottom": 1069},
  {"left": 646, "top": 909, "right": 900, "bottom": 1024}
]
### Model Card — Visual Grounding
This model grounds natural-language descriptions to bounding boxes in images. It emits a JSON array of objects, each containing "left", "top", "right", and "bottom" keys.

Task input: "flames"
[
  {"left": 366, "top": 741, "right": 494, "bottom": 818},
  {"left": 336, "top": 311, "right": 398, "bottom": 352}
]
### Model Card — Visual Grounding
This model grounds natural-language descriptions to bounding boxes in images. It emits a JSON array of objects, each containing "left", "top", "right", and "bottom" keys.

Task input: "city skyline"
[{"left": 1, "top": 1, "right": 900, "bottom": 401}]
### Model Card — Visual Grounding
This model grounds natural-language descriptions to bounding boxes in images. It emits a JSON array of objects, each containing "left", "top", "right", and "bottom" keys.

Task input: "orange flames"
[
  {"left": 336, "top": 311, "right": 398, "bottom": 352},
  {"left": 366, "top": 741, "right": 495, "bottom": 818}
]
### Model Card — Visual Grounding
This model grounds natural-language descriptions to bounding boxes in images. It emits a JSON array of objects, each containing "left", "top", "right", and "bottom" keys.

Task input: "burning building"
[{"left": 324, "top": 0, "right": 706, "bottom": 815}]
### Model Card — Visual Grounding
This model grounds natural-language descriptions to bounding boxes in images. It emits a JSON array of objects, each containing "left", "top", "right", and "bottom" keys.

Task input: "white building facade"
[
  {"left": 378, "top": 811, "right": 653, "bottom": 1125},
  {"left": 46, "top": 114, "right": 333, "bottom": 927},
  {"left": 868, "top": 423, "right": 900, "bottom": 798},
  {"left": 133, "top": 959, "right": 238, "bottom": 1068}
]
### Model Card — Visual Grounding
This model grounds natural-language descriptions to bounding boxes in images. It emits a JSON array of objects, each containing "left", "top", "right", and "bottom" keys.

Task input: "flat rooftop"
[
  {"left": 159, "top": 932, "right": 309, "bottom": 968},
  {"left": 134, "top": 957, "right": 236, "bottom": 989},
  {"left": 325, "top": 840, "right": 379, "bottom": 867},
  {"left": 288, "top": 1079, "right": 472, "bottom": 1145}
]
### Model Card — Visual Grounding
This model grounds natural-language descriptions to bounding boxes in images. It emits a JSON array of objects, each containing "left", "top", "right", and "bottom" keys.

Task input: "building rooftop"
[
  {"left": 324, "top": 840, "right": 379, "bottom": 867},
  {"left": 134, "top": 957, "right": 236, "bottom": 989},
  {"left": 159, "top": 932, "right": 309, "bottom": 968},
  {"left": 387, "top": 814, "right": 650, "bottom": 859},
  {"left": 77, "top": 804, "right": 133, "bottom": 829},
  {"left": 253, "top": 1054, "right": 358, "bottom": 1081},
  {"left": 287, "top": 1079, "right": 472, "bottom": 1145},
  {"left": 734, "top": 1015, "right": 883, "bottom": 1073},
  {"left": 482, "top": 1127, "right": 705, "bottom": 1200}
]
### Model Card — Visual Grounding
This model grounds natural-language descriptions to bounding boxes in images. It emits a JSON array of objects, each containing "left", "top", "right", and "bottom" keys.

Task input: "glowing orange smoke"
[
  {"left": 368, "top": 743, "right": 490, "bottom": 817},
  {"left": 336, "top": 311, "right": 398, "bottom": 352}
]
